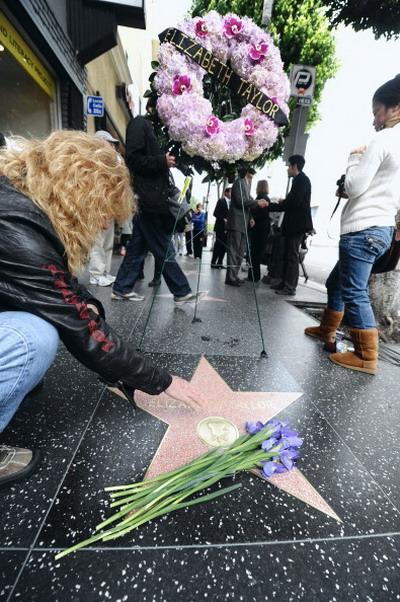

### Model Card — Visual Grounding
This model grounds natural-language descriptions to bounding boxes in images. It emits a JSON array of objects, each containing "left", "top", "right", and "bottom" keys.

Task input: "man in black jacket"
[
  {"left": 211, "top": 186, "right": 231, "bottom": 269},
  {"left": 270, "top": 155, "right": 313, "bottom": 296},
  {"left": 112, "top": 113, "right": 198, "bottom": 303}
]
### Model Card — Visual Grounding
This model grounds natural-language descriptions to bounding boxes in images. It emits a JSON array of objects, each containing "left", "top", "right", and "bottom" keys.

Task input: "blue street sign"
[{"left": 86, "top": 95, "right": 104, "bottom": 117}]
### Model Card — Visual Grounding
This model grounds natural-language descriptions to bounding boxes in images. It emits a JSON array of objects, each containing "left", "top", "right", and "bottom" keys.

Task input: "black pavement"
[{"left": 1, "top": 249, "right": 400, "bottom": 601}]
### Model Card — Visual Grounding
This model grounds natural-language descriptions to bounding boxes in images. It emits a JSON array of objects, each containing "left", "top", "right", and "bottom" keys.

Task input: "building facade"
[{"left": 0, "top": 0, "right": 145, "bottom": 141}]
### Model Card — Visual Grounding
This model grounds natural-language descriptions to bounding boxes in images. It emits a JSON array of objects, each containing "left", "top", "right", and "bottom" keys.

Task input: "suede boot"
[
  {"left": 329, "top": 328, "right": 378, "bottom": 375},
  {"left": 304, "top": 308, "right": 344, "bottom": 345}
]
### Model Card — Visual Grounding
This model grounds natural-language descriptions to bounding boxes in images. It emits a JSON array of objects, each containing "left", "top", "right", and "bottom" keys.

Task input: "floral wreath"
[{"left": 154, "top": 11, "right": 290, "bottom": 164}]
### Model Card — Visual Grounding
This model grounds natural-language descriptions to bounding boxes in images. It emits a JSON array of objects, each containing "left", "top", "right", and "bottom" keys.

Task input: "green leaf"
[
  {"left": 151, "top": 60, "right": 160, "bottom": 69},
  {"left": 143, "top": 89, "right": 153, "bottom": 98}
]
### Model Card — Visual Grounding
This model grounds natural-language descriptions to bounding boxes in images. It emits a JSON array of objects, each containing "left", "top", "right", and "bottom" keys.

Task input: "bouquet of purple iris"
[{"left": 56, "top": 419, "right": 302, "bottom": 560}]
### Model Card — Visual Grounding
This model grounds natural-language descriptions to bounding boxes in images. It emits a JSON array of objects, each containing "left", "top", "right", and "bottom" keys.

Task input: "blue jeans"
[
  {"left": 326, "top": 226, "right": 394, "bottom": 329},
  {"left": 0, "top": 312, "right": 59, "bottom": 432},
  {"left": 113, "top": 214, "right": 191, "bottom": 297}
]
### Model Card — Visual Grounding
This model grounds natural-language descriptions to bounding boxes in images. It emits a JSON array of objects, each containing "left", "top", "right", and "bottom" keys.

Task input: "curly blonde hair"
[{"left": 0, "top": 130, "right": 136, "bottom": 274}]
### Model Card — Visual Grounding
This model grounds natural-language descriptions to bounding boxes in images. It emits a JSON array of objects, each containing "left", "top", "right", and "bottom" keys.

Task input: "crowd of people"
[{"left": 0, "top": 74, "right": 399, "bottom": 486}]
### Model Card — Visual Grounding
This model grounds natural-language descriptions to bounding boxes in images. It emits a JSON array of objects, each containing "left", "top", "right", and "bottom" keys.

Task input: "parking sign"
[{"left": 289, "top": 65, "right": 316, "bottom": 107}]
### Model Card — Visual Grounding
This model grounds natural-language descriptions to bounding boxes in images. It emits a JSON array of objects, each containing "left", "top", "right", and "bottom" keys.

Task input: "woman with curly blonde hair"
[{"left": 0, "top": 130, "right": 205, "bottom": 487}]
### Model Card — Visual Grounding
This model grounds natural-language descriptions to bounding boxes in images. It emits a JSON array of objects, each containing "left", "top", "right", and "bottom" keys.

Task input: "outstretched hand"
[{"left": 165, "top": 375, "right": 207, "bottom": 410}]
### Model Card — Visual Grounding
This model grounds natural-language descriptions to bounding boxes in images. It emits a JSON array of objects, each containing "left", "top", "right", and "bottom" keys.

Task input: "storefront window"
[{"left": 0, "top": 47, "right": 54, "bottom": 138}]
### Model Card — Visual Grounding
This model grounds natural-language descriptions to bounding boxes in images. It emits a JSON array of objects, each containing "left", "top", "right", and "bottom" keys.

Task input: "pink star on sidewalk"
[{"left": 111, "top": 357, "right": 340, "bottom": 521}]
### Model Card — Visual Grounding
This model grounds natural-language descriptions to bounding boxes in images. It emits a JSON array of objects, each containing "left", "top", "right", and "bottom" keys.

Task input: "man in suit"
[
  {"left": 225, "top": 168, "right": 269, "bottom": 286},
  {"left": 271, "top": 155, "right": 313, "bottom": 296},
  {"left": 211, "top": 186, "right": 231, "bottom": 268}
]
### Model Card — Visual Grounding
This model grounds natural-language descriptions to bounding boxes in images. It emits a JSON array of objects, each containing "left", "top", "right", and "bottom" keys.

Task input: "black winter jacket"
[
  {"left": 272, "top": 171, "right": 313, "bottom": 237},
  {"left": 0, "top": 177, "right": 172, "bottom": 395},
  {"left": 125, "top": 116, "right": 170, "bottom": 215}
]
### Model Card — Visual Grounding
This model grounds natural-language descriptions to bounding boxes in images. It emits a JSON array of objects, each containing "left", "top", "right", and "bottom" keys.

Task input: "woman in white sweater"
[{"left": 305, "top": 75, "right": 400, "bottom": 374}]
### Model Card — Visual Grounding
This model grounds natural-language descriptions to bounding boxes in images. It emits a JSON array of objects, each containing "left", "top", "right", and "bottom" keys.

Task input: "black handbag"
[{"left": 372, "top": 233, "right": 400, "bottom": 274}]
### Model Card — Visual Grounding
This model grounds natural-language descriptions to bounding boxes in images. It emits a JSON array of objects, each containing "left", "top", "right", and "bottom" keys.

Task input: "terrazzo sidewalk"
[{"left": 1, "top": 251, "right": 400, "bottom": 601}]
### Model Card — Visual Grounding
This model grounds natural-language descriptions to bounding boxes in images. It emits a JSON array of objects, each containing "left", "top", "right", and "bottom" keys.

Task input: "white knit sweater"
[{"left": 341, "top": 123, "right": 400, "bottom": 235}]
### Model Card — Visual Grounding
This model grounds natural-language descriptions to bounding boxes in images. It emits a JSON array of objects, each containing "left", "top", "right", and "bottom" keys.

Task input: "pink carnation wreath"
[{"left": 154, "top": 11, "right": 290, "bottom": 163}]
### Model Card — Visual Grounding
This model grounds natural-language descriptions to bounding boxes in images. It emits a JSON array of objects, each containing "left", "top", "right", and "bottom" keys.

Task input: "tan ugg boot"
[
  {"left": 304, "top": 308, "right": 344, "bottom": 345},
  {"left": 329, "top": 328, "right": 379, "bottom": 375}
]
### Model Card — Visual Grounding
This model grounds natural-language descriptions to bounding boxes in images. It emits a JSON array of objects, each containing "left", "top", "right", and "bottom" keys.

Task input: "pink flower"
[
  {"left": 195, "top": 19, "right": 208, "bottom": 37},
  {"left": 249, "top": 41, "right": 269, "bottom": 63},
  {"left": 205, "top": 115, "right": 221, "bottom": 136},
  {"left": 224, "top": 16, "right": 243, "bottom": 39},
  {"left": 172, "top": 75, "right": 192, "bottom": 95},
  {"left": 244, "top": 118, "right": 256, "bottom": 136},
  {"left": 270, "top": 96, "right": 278, "bottom": 104}
]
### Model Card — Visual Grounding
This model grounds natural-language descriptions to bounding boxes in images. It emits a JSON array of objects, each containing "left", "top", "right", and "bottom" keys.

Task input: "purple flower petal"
[
  {"left": 262, "top": 461, "right": 277, "bottom": 477},
  {"left": 246, "top": 421, "right": 264, "bottom": 435},
  {"left": 261, "top": 437, "right": 277, "bottom": 451},
  {"left": 280, "top": 451, "right": 294, "bottom": 470}
]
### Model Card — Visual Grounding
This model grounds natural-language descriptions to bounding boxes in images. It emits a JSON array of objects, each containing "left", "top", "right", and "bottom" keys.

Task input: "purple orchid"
[
  {"left": 249, "top": 41, "right": 269, "bottom": 64},
  {"left": 244, "top": 118, "right": 256, "bottom": 136},
  {"left": 172, "top": 75, "right": 192, "bottom": 96},
  {"left": 195, "top": 19, "right": 208, "bottom": 37},
  {"left": 224, "top": 16, "right": 243, "bottom": 39},
  {"left": 205, "top": 115, "right": 221, "bottom": 136}
]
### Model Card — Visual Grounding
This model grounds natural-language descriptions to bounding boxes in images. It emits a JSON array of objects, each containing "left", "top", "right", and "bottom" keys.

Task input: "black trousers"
[
  {"left": 211, "top": 226, "right": 227, "bottom": 265},
  {"left": 193, "top": 228, "right": 204, "bottom": 259},
  {"left": 185, "top": 231, "right": 192, "bottom": 255},
  {"left": 248, "top": 229, "right": 268, "bottom": 282},
  {"left": 279, "top": 234, "right": 303, "bottom": 292}
]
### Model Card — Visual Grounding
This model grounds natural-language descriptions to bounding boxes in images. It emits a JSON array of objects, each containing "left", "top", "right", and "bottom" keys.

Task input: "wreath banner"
[
  {"left": 159, "top": 27, "right": 288, "bottom": 127},
  {"left": 154, "top": 11, "right": 290, "bottom": 163}
]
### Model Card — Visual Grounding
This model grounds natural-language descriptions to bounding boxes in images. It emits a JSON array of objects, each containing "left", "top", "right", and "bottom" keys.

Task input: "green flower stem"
[
  {"left": 100, "top": 482, "right": 242, "bottom": 543},
  {"left": 105, "top": 448, "right": 222, "bottom": 494},
  {"left": 102, "top": 469, "right": 243, "bottom": 541}
]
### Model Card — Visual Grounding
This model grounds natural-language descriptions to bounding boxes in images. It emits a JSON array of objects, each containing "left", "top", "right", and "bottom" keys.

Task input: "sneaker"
[
  {"left": 0, "top": 445, "right": 40, "bottom": 487},
  {"left": 104, "top": 273, "right": 116, "bottom": 284},
  {"left": 173, "top": 291, "right": 204, "bottom": 304},
  {"left": 90, "top": 275, "right": 114, "bottom": 287},
  {"left": 111, "top": 290, "right": 145, "bottom": 301}
]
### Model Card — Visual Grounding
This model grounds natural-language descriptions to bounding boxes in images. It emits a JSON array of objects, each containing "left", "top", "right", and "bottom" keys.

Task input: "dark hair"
[
  {"left": 288, "top": 154, "right": 305, "bottom": 171},
  {"left": 238, "top": 166, "right": 256, "bottom": 178},
  {"left": 373, "top": 74, "right": 400, "bottom": 108},
  {"left": 256, "top": 179, "right": 269, "bottom": 195},
  {"left": 224, "top": 186, "right": 232, "bottom": 194}
]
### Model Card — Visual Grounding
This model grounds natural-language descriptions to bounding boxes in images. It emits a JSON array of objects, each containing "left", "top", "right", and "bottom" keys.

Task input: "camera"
[{"left": 336, "top": 174, "right": 346, "bottom": 197}]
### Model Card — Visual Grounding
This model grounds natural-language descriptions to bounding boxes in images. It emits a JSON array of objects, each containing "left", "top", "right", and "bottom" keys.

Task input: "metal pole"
[{"left": 239, "top": 178, "right": 268, "bottom": 357}]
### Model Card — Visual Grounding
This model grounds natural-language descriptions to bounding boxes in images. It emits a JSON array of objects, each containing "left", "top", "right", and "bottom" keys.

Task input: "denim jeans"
[
  {"left": 326, "top": 226, "right": 394, "bottom": 329},
  {"left": 0, "top": 312, "right": 59, "bottom": 432},
  {"left": 113, "top": 213, "right": 191, "bottom": 297}
]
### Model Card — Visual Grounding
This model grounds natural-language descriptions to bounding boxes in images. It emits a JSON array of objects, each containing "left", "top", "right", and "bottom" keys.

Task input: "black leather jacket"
[{"left": 0, "top": 177, "right": 172, "bottom": 395}]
